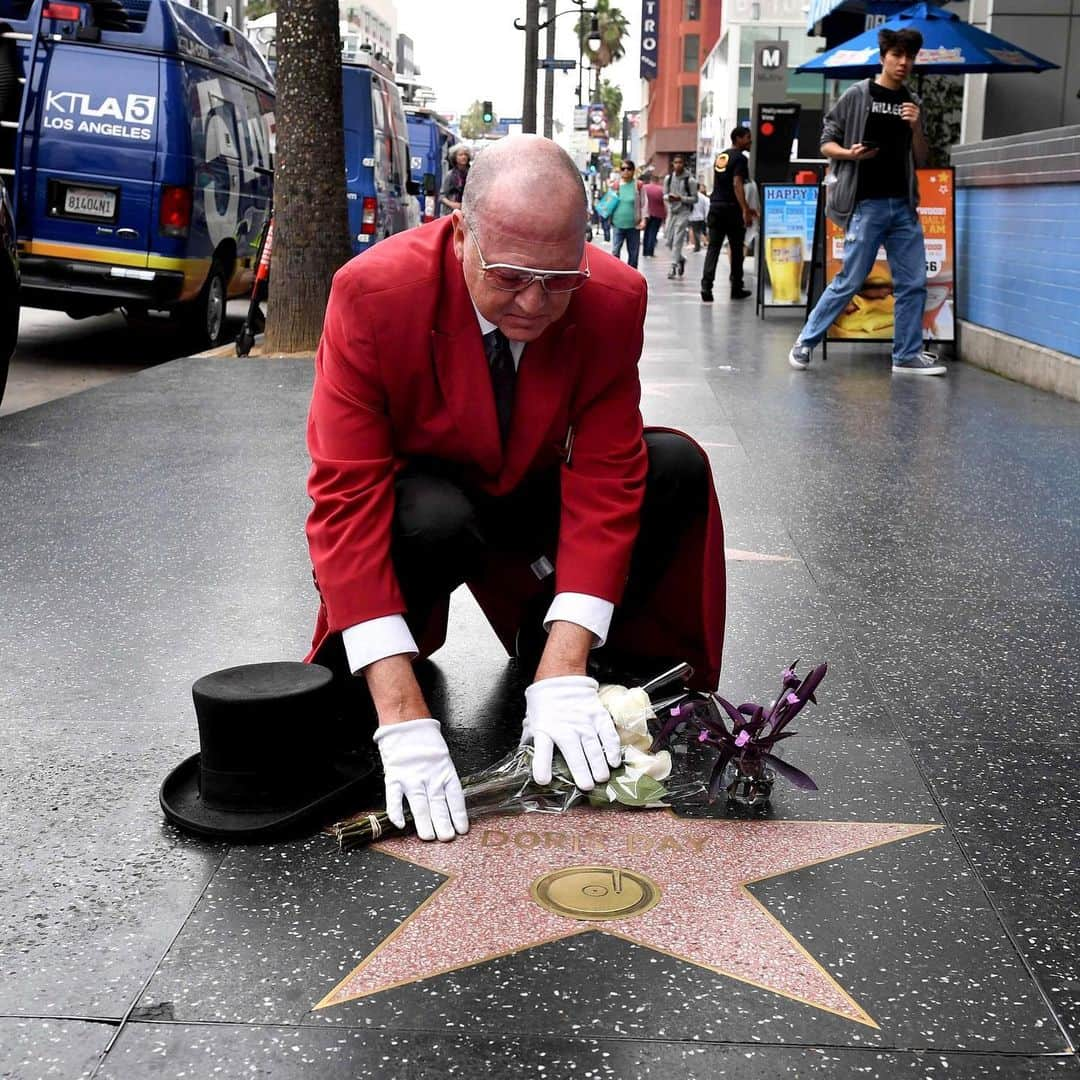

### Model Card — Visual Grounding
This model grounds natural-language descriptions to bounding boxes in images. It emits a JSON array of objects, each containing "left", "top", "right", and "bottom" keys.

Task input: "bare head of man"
[{"left": 453, "top": 134, "right": 589, "bottom": 342}]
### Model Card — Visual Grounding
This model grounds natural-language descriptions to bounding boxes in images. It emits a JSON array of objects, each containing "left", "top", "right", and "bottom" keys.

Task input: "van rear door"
[
  {"left": 29, "top": 46, "right": 158, "bottom": 268},
  {"left": 341, "top": 65, "right": 375, "bottom": 253}
]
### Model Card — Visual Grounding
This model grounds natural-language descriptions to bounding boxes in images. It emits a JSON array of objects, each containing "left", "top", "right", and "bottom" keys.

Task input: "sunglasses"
[{"left": 466, "top": 221, "right": 591, "bottom": 295}]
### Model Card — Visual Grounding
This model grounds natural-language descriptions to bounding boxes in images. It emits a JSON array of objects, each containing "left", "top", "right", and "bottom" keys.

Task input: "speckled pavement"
[{"left": 1, "top": 246, "right": 1079, "bottom": 1078}]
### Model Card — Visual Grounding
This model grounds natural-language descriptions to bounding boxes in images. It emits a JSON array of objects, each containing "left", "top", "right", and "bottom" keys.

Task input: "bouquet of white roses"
[{"left": 331, "top": 670, "right": 702, "bottom": 850}]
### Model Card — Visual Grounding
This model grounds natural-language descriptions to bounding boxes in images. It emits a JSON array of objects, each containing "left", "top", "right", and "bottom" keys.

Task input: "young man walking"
[
  {"left": 689, "top": 187, "right": 709, "bottom": 252},
  {"left": 701, "top": 126, "right": 756, "bottom": 303},
  {"left": 788, "top": 27, "right": 945, "bottom": 376},
  {"left": 663, "top": 155, "right": 698, "bottom": 280}
]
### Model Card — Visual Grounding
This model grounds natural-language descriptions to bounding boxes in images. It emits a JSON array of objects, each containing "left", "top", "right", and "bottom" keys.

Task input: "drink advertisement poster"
[
  {"left": 760, "top": 184, "right": 820, "bottom": 307},
  {"left": 824, "top": 168, "right": 955, "bottom": 343}
]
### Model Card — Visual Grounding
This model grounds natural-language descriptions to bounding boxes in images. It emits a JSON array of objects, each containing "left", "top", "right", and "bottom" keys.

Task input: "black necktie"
[{"left": 483, "top": 328, "right": 516, "bottom": 445}]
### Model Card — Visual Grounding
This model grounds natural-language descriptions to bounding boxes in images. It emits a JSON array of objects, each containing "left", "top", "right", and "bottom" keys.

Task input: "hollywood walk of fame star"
[{"left": 317, "top": 808, "right": 939, "bottom": 1025}]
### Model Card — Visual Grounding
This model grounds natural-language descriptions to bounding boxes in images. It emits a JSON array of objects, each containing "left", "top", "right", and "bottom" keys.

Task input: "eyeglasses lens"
[{"left": 484, "top": 270, "right": 588, "bottom": 294}]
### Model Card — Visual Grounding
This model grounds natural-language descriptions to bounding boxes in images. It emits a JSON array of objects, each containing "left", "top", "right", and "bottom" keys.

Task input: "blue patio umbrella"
[{"left": 796, "top": 2, "right": 1059, "bottom": 78}]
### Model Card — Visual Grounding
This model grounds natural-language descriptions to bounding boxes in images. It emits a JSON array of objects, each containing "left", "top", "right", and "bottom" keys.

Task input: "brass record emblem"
[{"left": 530, "top": 866, "right": 661, "bottom": 921}]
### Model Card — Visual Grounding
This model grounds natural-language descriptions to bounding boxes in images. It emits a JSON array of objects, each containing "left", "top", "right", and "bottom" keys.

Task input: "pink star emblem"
[{"left": 317, "top": 809, "right": 938, "bottom": 1026}]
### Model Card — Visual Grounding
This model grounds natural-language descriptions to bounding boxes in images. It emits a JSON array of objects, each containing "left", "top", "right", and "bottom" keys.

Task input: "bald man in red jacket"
[{"left": 306, "top": 136, "right": 725, "bottom": 843}]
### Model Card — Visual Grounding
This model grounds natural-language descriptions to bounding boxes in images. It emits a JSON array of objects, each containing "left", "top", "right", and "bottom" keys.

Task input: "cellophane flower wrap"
[{"left": 331, "top": 683, "right": 704, "bottom": 851}]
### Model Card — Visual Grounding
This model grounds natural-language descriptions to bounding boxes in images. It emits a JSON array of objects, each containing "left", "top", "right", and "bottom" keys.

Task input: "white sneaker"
[
  {"left": 788, "top": 342, "right": 812, "bottom": 370},
  {"left": 892, "top": 352, "right": 947, "bottom": 376}
]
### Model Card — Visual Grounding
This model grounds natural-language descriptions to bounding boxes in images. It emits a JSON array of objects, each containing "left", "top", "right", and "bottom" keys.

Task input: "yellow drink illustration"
[{"left": 766, "top": 236, "right": 805, "bottom": 303}]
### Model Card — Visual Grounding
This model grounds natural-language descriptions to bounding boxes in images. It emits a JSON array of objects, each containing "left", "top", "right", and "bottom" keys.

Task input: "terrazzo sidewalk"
[{"left": 1, "top": 245, "right": 1078, "bottom": 1078}]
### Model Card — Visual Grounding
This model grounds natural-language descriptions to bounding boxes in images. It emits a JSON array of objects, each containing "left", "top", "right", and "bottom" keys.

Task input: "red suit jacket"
[{"left": 306, "top": 218, "right": 725, "bottom": 690}]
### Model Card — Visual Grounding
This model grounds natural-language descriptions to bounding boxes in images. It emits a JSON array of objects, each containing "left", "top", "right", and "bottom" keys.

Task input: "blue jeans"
[
  {"left": 799, "top": 198, "right": 927, "bottom": 362},
  {"left": 612, "top": 225, "right": 640, "bottom": 268},
  {"left": 642, "top": 216, "right": 662, "bottom": 256}
]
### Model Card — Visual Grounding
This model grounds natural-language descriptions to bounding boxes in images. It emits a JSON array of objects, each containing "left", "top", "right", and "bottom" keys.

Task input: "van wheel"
[{"left": 183, "top": 260, "right": 228, "bottom": 350}]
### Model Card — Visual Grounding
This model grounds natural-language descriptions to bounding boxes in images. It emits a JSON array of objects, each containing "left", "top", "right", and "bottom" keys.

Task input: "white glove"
[
  {"left": 372, "top": 718, "right": 468, "bottom": 842},
  {"left": 523, "top": 675, "right": 623, "bottom": 791}
]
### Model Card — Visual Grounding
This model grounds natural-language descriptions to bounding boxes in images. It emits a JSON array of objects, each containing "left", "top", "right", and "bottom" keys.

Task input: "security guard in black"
[
  {"left": 702, "top": 127, "right": 755, "bottom": 301},
  {"left": 710, "top": 145, "right": 749, "bottom": 209}
]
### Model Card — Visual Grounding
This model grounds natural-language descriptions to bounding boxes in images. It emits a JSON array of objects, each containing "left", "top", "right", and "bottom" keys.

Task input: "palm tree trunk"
[{"left": 264, "top": 0, "right": 352, "bottom": 353}]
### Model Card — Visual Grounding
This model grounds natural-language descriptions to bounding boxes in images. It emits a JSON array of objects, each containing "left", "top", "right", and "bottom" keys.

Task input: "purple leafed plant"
[{"left": 650, "top": 661, "right": 826, "bottom": 803}]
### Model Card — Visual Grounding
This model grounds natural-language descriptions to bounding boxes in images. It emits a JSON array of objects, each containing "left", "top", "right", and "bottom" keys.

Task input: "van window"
[
  {"left": 372, "top": 76, "right": 399, "bottom": 189},
  {"left": 371, "top": 78, "right": 386, "bottom": 135},
  {"left": 207, "top": 94, "right": 241, "bottom": 162},
  {"left": 377, "top": 77, "right": 409, "bottom": 191},
  {"left": 237, "top": 87, "right": 272, "bottom": 174},
  {"left": 257, "top": 89, "right": 276, "bottom": 165}
]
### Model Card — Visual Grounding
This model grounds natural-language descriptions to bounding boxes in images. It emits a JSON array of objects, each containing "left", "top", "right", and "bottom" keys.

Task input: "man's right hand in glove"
[
  {"left": 523, "top": 675, "right": 623, "bottom": 791},
  {"left": 373, "top": 718, "right": 468, "bottom": 842}
]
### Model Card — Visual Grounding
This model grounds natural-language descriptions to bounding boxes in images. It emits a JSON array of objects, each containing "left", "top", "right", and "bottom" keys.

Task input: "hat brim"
[{"left": 159, "top": 752, "right": 380, "bottom": 843}]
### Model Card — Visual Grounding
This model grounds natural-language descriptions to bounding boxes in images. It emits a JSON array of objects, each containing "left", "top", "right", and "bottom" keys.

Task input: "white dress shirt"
[{"left": 340, "top": 306, "right": 614, "bottom": 674}]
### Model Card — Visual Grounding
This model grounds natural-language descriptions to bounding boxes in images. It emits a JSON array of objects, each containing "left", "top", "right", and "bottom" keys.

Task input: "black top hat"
[{"left": 160, "top": 662, "right": 378, "bottom": 842}]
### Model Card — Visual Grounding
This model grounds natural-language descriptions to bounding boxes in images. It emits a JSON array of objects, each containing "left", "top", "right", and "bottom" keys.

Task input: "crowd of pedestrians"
[
  {"left": 443, "top": 24, "right": 945, "bottom": 381},
  {"left": 591, "top": 150, "right": 755, "bottom": 303}
]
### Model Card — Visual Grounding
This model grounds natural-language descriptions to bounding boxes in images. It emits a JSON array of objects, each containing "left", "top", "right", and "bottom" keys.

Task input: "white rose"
[
  {"left": 597, "top": 682, "right": 629, "bottom": 713},
  {"left": 598, "top": 684, "right": 655, "bottom": 752},
  {"left": 622, "top": 744, "right": 673, "bottom": 782}
]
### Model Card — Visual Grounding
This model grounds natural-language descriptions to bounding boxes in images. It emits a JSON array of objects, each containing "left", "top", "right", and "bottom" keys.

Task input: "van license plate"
[{"left": 64, "top": 187, "right": 117, "bottom": 219}]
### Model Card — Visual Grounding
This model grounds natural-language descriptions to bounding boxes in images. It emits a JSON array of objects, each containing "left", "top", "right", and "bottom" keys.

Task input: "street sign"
[
  {"left": 754, "top": 103, "right": 801, "bottom": 184},
  {"left": 573, "top": 105, "right": 589, "bottom": 130},
  {"left": 751, "top": 41, "right": 790, "bottom": 180},
  {"left": 538, "top": 58, "right": 577, "bottom": 70},
  {"left": 753, "top": 39, "right": 789, "bottom": 98}
]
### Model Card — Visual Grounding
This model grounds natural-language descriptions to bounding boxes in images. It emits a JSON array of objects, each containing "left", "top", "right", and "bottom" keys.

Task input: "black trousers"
[
  {"left": 391, "top": 430, "right": 709, "bottom": 674},
  {"left": 701, "top": 205, "right": 746, "bottom": 292}
]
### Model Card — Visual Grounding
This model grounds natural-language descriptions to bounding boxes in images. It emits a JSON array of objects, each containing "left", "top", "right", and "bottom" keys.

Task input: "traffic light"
[{"left": 481, "top": 100, "right": 494, "bottom": 125}]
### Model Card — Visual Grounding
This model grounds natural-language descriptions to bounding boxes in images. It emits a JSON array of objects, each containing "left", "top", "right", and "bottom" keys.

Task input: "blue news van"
[
  {"left": 403, "top": 104, "right": 452, "bottom": 224},
  {"left": 340, "top": 53, "right": 418, "bottom": 255},
  {"left": 0, "top": 0, "right": 274, "bottom": 346},
  {"left": 0, "top": 181, "right": 17, "bottom": 405}
]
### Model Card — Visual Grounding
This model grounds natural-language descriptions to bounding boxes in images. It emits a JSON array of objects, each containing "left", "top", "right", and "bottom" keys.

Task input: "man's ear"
[{"left": 451, "top": 210, "right": 466, "bottom": 263}]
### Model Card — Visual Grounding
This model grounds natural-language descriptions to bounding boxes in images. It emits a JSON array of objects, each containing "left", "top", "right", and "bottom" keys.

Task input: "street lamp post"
[
  {"left": 577, "top": 4, "right": 603, "bottom": 105},
  {"left": 522, "top": 0, "right": 540, "bottom": 134},
  {"left": 515, "top": 0, "right": 601, "bottom": 136},
  {"left": 543, "top": 0, "right": 556, "bottom": 139}
]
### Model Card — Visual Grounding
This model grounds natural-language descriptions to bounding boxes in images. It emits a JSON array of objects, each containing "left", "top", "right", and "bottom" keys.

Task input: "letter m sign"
[{"left": 752, "top": 39, "right": 788, "bottom": 93}]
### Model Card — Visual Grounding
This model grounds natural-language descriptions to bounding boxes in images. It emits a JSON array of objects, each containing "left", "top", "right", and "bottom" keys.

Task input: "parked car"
[
  {"left": 0, "top": 0, "right": 274, "bottom": 347},
  {"left": 341, "top": 51, "right": 419, "bottom": 255},
  {"left": 0, "top": 180, "right": 17, "bottom": 408}
]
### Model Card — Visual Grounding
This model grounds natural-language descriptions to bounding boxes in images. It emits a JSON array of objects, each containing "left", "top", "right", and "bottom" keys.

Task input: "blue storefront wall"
[{"left": 957, "top": 183, "right": 1080, "bottom": 360}]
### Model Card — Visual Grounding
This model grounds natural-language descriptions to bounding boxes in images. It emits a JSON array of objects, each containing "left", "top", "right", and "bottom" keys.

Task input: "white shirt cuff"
[
  {"left": 543, "top": 593, "right": 615, "bottom": 649},
  {"left": 341, "top": 615, "right": 419, "bottom": 675}
]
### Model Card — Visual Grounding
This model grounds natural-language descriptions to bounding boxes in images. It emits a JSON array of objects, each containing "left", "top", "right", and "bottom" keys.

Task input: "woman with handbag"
[
  {"left": 594, "top": 178, "right": 615, "bottom": 242},
  {"left": 608, "top": 161, "right": 645, "bottom": 269}
]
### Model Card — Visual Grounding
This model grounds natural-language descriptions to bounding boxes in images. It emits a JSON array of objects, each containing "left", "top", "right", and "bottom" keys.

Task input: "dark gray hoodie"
[{"left": 821, "top": 78, "right": 924, "bottom": 228}]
